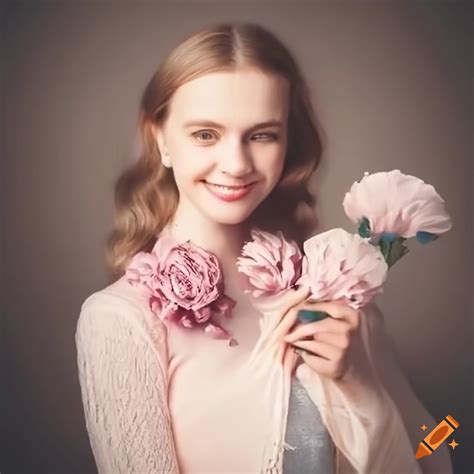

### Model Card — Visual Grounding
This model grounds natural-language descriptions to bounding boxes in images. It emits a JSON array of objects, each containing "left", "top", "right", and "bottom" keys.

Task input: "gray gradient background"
[{"left": 1, "top": 1, "right": 472, "bottom": 473}]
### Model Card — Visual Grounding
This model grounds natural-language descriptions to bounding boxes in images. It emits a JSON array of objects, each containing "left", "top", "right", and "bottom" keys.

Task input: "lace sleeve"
[{"left": 75, "top": 297, "right": 180, "bottom": 474}]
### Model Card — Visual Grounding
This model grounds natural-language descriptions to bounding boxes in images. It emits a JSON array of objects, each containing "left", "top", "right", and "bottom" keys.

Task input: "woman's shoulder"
[
  {"left": 75, "top": 276, "right": 170, "bottom": 385},
  {"left": 80, "top": 274, "right": 150, "bottom": 316},
  {"left": 77, "top": 275, "right": 167, "bottom": 347}
]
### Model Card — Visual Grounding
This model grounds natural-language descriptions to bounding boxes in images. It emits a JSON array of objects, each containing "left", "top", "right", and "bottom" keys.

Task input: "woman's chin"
[
  {"left": 197, "top": 203, "right": 258, "bottom": 225},
  {"left": 204, "top": 211, "right": 254, "bottom": 226}
]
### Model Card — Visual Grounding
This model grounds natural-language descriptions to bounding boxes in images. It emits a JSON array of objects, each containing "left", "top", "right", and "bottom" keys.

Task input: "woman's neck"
[{"left": 161, "top": 210, "right": 253, "bottom": 292}]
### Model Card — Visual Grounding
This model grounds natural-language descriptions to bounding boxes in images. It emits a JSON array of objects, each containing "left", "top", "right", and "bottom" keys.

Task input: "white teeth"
[{"left": 207, "top": 182, "right": 248, "bottom": 190}]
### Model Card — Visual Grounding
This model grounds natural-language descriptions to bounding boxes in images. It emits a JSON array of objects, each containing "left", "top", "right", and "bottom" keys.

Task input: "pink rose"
[
  {"left": 299, "top": 228, "right": 388, "bottom": 309},
  {"left": 125, "top": 232, "right": 238, "bottom": 345},
  {"left": 236, "top": 228, "right": 303, "bottom": 298},
  {"left": 342, "top": 169, "right": 452, "bottom": 240},
  {"left": 152, "top": 233, "right": 222, "bottom": 311},
  {"left": 151, "top": 233, "right": 236, "bottom": 327}
]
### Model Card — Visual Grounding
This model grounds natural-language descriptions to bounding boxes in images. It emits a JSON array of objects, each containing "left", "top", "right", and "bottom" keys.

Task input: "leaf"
[
  {"left": 357, "top": 217, "right": 371, "bottom": 238},
  {"left": 386, "top": 238, "right": 410, "bottom": 268},
  {"left": 379, "top": 237, "right": 391, "bottom": 261}
]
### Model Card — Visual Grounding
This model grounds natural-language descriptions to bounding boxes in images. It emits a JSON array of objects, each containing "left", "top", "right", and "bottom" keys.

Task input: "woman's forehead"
[{"left": 168, "top": 70, "right": 290, "bottom": 127}]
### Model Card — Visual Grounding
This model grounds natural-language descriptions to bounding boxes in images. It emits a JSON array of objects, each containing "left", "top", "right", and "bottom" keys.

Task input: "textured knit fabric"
[{"left": 75, "top": 283, "right": 179, "bottom": 473}]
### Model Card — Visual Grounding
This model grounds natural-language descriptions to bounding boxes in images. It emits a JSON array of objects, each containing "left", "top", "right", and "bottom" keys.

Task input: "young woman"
[{"left": 75, "top": 22, "right": 452, "bottom": 474}]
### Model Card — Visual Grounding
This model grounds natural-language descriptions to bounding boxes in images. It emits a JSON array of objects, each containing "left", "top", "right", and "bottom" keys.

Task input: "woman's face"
[{"left": 154, "top": 68, "right": 290, "bottom": 226}]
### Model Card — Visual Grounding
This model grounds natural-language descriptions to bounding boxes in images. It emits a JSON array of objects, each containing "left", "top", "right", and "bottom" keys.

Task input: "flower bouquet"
[
  {"left": 237, "top": 169, "right": 452, "bottom": 374},
  {"left": 125, "top": 231, "right": 238, "bottom": 346},
  {"left": 235, "top": 170, "right": 452, "bottom": 466}
]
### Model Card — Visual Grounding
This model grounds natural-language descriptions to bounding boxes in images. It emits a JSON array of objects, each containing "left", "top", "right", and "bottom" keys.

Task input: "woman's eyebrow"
[{"left": 182, "top": 119, "right": 283, "bottom": 131}]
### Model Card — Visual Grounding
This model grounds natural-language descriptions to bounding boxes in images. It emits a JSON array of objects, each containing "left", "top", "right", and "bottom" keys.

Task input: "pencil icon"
[{"left": 415, "top": 414, "right": 460, "bottom": 459}]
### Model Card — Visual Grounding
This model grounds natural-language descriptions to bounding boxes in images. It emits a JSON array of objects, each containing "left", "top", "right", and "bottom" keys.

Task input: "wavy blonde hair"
[{"left": 105, "top": 21, "right": 325, "bottom": 282}]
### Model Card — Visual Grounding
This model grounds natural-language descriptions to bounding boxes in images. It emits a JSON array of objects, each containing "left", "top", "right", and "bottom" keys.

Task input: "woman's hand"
[{"left": 283, "top": 300, "right": 362, "bottom": 381}]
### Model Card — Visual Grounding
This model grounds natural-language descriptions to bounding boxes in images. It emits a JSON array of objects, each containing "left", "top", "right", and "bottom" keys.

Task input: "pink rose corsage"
[{"left": 126, "top": 232, "right": 238, "bottom": 346}]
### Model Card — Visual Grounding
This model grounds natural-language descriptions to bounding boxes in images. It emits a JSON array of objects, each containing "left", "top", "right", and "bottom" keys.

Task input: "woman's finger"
[
  {"left": 284, "top": 317, "right": 351, "bottom": 343},
  {"left": 290, "top": 339, "right": 342, "bottom": 361},
  {"left": 296, "top": 350, "right": 346, "bottom": 380},
  {"left": 291, "top": 313, "right": 350, "bottom": 333},
  {"left": 304, "top": 300, "right": 361, "bottom": 330},
  {"left": 268, "top": 288, "right": 312, "bottom": 340},
  {"left": 309, "top": 331, "right": 351, "bottom": 350}
]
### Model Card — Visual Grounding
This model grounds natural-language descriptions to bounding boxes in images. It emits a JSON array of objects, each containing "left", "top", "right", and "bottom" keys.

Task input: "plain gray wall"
[{"left": 2, "top": 1, "right": 472, "bottom": 473}]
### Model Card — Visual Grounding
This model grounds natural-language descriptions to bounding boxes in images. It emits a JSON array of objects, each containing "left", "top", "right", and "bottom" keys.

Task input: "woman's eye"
[
  {"left": 252, "top": 133, "right": 279, "bottom": 141},
  {"left": 192, "top": 131, "right": 279, "bottom": 142},
  {"left": 193, "top": 130, "right": 215, "bottom": 142}
]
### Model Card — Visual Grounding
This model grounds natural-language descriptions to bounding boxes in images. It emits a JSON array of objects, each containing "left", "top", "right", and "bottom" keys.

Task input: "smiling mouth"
[
  {"left": 202, "top": 180, "right": 257, "bottom": 202},
  {"left": 202, "top": 181, "right": 255, "bottom": 190}
]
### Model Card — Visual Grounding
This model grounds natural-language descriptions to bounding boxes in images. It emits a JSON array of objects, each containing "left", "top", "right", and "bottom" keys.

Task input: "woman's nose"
[{"left": 218, "top": 143, "right": 254, "bottom": 177}]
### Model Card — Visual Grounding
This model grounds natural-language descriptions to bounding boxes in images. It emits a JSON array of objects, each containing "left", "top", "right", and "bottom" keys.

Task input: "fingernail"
[{"left": 297, "top": 309, "right": 329, "bottom": 324}]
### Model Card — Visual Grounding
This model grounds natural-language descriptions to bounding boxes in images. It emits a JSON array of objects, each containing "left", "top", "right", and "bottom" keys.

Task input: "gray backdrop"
[{"left": 1, "top": 1, "right": 472, "bottom": 473}]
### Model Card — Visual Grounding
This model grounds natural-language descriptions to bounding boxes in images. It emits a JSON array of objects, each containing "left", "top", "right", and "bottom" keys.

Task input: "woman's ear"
[{"left": 152, "top": 125, "right": 172, "bottom": 168}]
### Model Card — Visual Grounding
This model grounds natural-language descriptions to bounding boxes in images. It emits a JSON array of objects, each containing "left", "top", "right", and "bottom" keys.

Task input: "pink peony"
[
  {"left": 342, "top": 169, "right": 452, "bottom": 240},
  {"left": 299, "top": 228, "right": 388, "bottom": 309},
  {"left": 125, "top": 232, "right": 237, "bottom": 345},
  {"left": 236, "top": 228, "right": 303, "bottom": 298},
  {"left": 152, "top": 233, "right": 222, "bottom": 311}
]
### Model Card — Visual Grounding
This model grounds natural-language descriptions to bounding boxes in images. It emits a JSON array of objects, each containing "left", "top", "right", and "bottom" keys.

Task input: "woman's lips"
[{"left": 202, "top": 180, "right": 256, "bottom": 202}]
